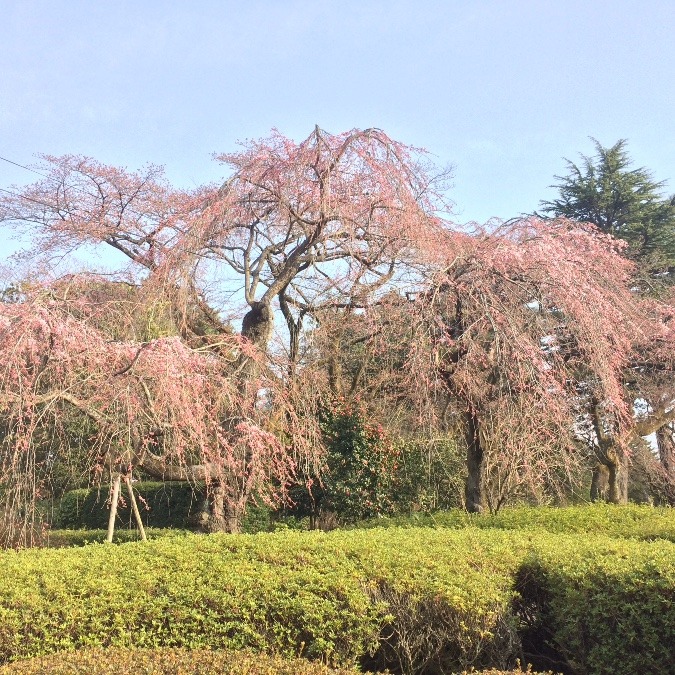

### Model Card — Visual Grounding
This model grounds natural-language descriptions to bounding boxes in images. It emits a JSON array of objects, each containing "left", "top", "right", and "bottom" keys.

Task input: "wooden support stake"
[
  {"left": 124, "top": 475, "right": 147, "bottom": 541},
  {"left": 106, "top": 474, "right": 121, "bottom": 544}
]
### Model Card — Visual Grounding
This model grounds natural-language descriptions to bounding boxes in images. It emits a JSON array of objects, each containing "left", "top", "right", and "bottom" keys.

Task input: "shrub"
[
  {"left": 472, "top": 503, "right": 675, "bottom": 542},
  {"left": 0, "top": 650, "right": 553, "bottom": 675},
  {"left": 55, "top": 482, "right": 272, "bottom": 533},
  {"left": 0, "top": 529, "right": 523, "bottom": 671},
  {"left": 462, "top": 671, "right": 556, "bottom": 675},
  {"left": 355, "top": 504, "right": 675, "bottom": 543},
  {"left": 297, "top": 401, "right": 402, "bottom": 524},
  {"left": 55, "top": 482, "right": 203, "bottom": 529},
  {"left": 0, "top": 526, "right": 672, "bottom": 674},
  {"left": 44, "top": 528, "right": 195, "bottom": 547},
  {"left": 515, "top": 537, "right": 675, "bottom": 675},
  {"left": 390, "top": 436, "right": 465, "bottom": 514},
  {"left": 0, "top": 647, "right": 366, "bottom": 674}
]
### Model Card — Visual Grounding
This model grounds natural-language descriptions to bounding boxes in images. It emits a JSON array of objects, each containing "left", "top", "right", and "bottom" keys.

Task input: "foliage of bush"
[
  {"left": 390, "top": 437, "right": 465, "bottom": 514},
  {"left": 55, "top": 482, "right": 272, "bottom": 533},
  {"left": 471, "top": 503, "right": 675, "bottom": 542},
  {"left": 0, "top": 529, "right": 523, "bottom": 671},
  {"left": 476, "top": 672, "right": 556, "bottom": 675},
  {"left": 0, "top": 525, "right": 672, "bottom": 674},
  {"left": 55, "top": 482, "right": 204, "bottom": 529},
  {"left": 461, "top": 671, "right": 555, "bottom": 675},
  {"left": 288, "top": 402, "right": 401, "bottom": 525},
  {"left": 288, "top": 402, "right": 464, "bottom": 526},
  {"left": 0, "top": 648, "right": 553, "bottom": 675},
  {"left": 355, "top": 503, "right": 675, "bottom": 542},
  {"left": 515, "top": 538, "right": 675, "bottom": 675},
  {"left": 0, "top": 647, "right": 365, "bottom": 674},
  {"left": 44, "top": 528, "right": 195, "bottom": 547}
]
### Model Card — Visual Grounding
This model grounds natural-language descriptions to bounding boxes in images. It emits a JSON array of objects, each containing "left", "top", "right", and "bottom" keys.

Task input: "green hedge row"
[
  {"left": 515, "top": 539, "right": 675, "bottom": 675},
  {"left": 55, "top": 482, "right": 203, "bottom": 529},
  {"left": 0, "top": 648, "right": 553, "bottom": 675},
  {"left": 44, "top": 528, "right": 195, "bottom": 547},
  {"left": 0, "top": 528, "right": 672, "bottom": 674},
  {"left": 0, "top": 648, "right": 365, "bottom": 674},
  {"left": 55, "top": 482, "right": 272, "bottom": 533},
  {"left": 356, "top": 503, "right": 675, "bottom": 542}
]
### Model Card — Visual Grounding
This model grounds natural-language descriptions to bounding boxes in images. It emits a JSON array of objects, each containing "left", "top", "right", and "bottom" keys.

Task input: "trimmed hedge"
[
  {"left": 44, "top": 528, "right": 195, "bottom": 547},
  {"left": 0, "top": 648, "right": 552, "bottom": 674},
  {"left": 0, "top": 529, "right": 524, "bottom": 672},
  {"left": 55, "top": 482, "right": 272, "bottom": 533},
  {"left": 0, "top": 527, "right": 672, "bottom": 674},
  {"left": 356, "top": 504, "right": 675, "bottom": 542},
  {"left": 515, "top": 537, "right": 675, "bottom": 675},
  {"left": 0, "top": 648, "right": 366, "bottom": 674},
  {"left": 55, "top": 482, "right": 203, "bottom": 529}
]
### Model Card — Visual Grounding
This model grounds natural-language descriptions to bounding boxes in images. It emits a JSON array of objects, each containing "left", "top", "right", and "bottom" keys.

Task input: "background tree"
[
  {"left": 0, "top": 128, "right": 449, "bottom": 351},
  {"left": 289, "top": 298, "right": 464, "bottom": 523},
  {"left": 541, "top": 140, "right": 675, "bottom": 494},
  {"left": 621, "top": 294, "right": 675, "bottom": 503},
  {"left": 289, "top": 217, "right": 675, "bottom": 512},
  {"left": 540, "top": 139, "right": 675, "bottom": 279},
  {"left": 405, "top": 218, "right": 669, "bottom": 510}
]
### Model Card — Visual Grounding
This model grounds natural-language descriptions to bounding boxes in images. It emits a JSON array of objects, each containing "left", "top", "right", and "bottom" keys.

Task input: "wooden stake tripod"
[{"left": 106, "top": 467, "right": 147, "bottom": 543}]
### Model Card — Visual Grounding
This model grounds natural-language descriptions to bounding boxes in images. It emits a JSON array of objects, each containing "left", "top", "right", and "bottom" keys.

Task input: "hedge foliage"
[
  {"left": 0, "top": 648, "right": 552, "bottom": 674},
  {"left": 356, "top": 503, "right": 675, "bottom": 542},
  {"left": 44, "top": 528, "right": 195, "bottom": 547},
  {"left": 55, "top": 482, "right": 203, "bottom": 529},
  {"left": 55, "top": 482, "right": 272, "bottom": 532},
  {"left": 515, "top": 537, "right": 675, "bottom": 675},
  {"left": 0, "top": 648, "right": 366, "bottom": 674},
  {"left": 0, "top": 525, "right": 672, "bottom": 674},
  {"left": 0, "top": 529, "right": 523, "bottom": 672}
]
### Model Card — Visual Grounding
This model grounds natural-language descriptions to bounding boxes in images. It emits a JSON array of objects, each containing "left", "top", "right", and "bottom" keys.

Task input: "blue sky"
[{"left": 1, "top": 0, "right": 674, "bottom": 235}]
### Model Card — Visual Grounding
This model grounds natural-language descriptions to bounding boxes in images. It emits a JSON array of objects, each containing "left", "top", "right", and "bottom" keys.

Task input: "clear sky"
[{"left": 1, "top": 0, "right": 674, "bottom": 232}]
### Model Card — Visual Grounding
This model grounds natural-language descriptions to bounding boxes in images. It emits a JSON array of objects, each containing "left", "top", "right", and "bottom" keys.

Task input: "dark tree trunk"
[
  {"left": 133, "top": 300, "right": 274, "bottom": 536},
  {"left": 201, "top": 482, "right": 246, "bottom": 534},
  {"left": 203, "top": 482, "right": 227, "bottom": 532},
  {"left": 589, "top": 398, "right": 628, "bottom": 505},
  {"left": 655, "top": 425, "right": 675, "bottom": 505},
  {"left": 657, "top": 424, "right": 675, "bottom": 480},
  {"left": 590, "top": 464, "right": 609, "bottom": 502},
  {"left": 464, "top": 409, "right": 486, "bottom": 513},
  {"left": 241, "top": 301, "right": 274, "bottom": 351},
  {"left": 607, "top": 458, "right": 628, "bottom": 504},
  {"left": 592, "top": 448, "right": 628, "bottom": 504},
  {"left": 279, "top": 289, "right": 305, "bottom": 381}
]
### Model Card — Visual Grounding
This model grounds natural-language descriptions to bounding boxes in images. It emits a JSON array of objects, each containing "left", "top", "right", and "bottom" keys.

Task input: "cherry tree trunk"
[
  {"left": 607, "top": 460, "right": 628, "bottom": 504},
  {"left": 464, "top": 410, "right": 486, "bottom": 513},
  {"left": 591, "top": 456, "right": 628, "bottom": 504},
  {"left": 201, "top": 483, "right": 244, "bottom": 534},
  {"left": 590, "top": 464, "right": 609, "bottom": 502},
  {"left": 657, "top": 425, "right": 675, "bottom": 479},
  {"left": 241, "top": 301, "right": 274, "bottom": 352},
  {"left": 194, "top": 300, "right": 274, "bottom": 534},
  {"left": 203, "top": 483, "right": 226, "bottom": 533}
]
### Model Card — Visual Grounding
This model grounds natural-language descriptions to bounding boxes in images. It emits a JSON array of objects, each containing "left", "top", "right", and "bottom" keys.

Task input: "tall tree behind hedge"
[{"left": 540, "top": 139, "right": 675, "bottom": 277}]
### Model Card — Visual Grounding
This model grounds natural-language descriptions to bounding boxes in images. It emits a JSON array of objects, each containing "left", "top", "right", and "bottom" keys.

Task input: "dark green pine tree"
[{"left": 540, "top": 139, "right": 675, "bottom": 279}]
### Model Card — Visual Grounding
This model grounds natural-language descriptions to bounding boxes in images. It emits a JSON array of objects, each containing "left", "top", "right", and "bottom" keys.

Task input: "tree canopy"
[
  {"left": 0, "top": 127, "right": 452, "bottom": 543},
  {"left": 1, "top": 128, "right": 675, "bottom": 544},
  {"left": 540, "top": 139, "right": 675, "bottom": 276}
]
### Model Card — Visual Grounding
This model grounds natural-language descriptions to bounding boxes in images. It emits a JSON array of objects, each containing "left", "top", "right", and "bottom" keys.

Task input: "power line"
[
  {"left": 0, "top": 153, "right": 143, "bottom": 221},
  {"left": 0, "top": 152, "right": 221, "bottom": 255},
  {"left": 0, "top": 186, "right": 71, "bottom": 211},
  {"left": 0, "top": 155, "right": 51, "bottom": 181}
]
